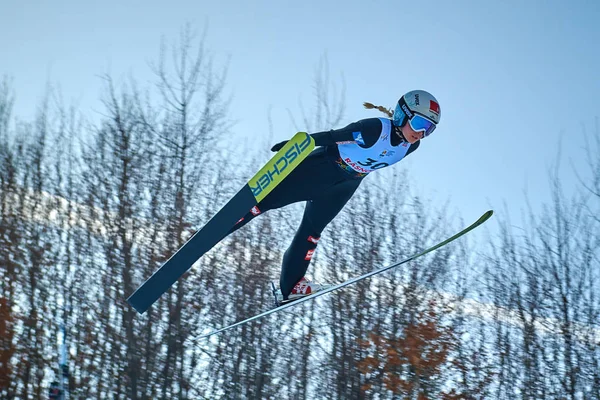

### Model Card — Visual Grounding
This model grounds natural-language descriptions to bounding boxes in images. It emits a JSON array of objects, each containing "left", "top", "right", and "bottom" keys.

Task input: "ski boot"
[{"left": 271, "top": 277, "right": 331, "bottom": 307}]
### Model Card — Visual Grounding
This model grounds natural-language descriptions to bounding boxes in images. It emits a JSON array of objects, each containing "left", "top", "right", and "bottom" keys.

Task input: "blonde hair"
[{"left": 363, "top": 102, "right": 393, "bottom": 118}]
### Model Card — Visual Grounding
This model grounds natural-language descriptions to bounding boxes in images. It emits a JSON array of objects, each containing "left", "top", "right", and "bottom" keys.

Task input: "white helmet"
[{"left": 392, "top": 90, "right": 441, "bottom": 137}]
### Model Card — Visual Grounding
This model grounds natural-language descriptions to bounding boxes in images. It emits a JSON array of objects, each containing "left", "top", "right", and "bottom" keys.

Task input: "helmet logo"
[
  {"left": 414, "top": 93, "right": 420, "bottom": 106},
  {"left": 429, "top": 100, "right": 440, "bottom": 115},
  {"left": 401, "top": 104, "right": 414, "bottom": 119}
]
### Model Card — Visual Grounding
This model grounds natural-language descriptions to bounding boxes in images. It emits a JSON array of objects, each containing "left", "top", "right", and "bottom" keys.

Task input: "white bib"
[{"left": 337, "top": 118, "right": 410, "bottom": 174}]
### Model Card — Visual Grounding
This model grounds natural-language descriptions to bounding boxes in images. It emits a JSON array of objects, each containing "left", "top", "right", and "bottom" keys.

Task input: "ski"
[
  {"left": 196, "top": 210, "right": 494, "bottom": 339},
  {"left": 127, "top": 132, "right": 315, "bottom": 314}
]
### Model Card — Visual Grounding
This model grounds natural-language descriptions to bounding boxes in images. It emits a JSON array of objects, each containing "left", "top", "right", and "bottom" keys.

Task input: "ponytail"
[{"left": 363, "top": 102, "right": 394, "bottom": 118}]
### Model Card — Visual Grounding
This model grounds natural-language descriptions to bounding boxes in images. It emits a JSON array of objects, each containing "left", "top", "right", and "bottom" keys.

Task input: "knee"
[
  {"left": 296, "top": 214, "right": 324, "bottom": 238},
  {"left": 229, "top": 205, "right": 263, "bottom": 234}
]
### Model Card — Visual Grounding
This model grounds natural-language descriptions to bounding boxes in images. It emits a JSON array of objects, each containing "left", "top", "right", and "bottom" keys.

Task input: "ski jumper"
[{"left": 228, "top": 117, "right": 420, "bottom": 299}]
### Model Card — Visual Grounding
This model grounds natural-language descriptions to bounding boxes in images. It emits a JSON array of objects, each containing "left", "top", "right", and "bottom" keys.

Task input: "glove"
[{"left": 270, "top": 140, "right": 288, "bottom": 152}]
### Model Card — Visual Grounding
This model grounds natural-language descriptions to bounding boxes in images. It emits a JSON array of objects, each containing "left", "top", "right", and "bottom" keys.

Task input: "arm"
[{"left": 271, "top": 118, "right": 384, "bottom": 151}]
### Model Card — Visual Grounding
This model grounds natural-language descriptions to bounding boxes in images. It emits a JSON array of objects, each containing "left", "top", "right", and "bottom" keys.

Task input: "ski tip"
[
  {"left": 468, "top": 210, "right": 493, "bottom": 229},
  {"left": 481, "top": 210, "right": 494, "bottom": 221}
]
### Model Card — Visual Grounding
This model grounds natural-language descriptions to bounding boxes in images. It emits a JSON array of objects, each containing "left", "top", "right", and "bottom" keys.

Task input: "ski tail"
[
  {"left": 270, "top": 281, "right": 281, "bottom": 307},
  {"left": 127, "top": 132, "right": 315, "bottom": 314}
]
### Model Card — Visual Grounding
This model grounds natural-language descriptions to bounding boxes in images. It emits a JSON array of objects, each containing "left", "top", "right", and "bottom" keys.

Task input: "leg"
[
  {"left": 279, "top": 179, "right": 362, "bottom": 298},
  {"left": 221, "top": 158, "right": 318, "bottom": 240},
  {"left": 224, "top": 150, "right": 332, "bottom": 239},
  {"left": 227, "top": 205, "right": 263, "bottom": 235}
]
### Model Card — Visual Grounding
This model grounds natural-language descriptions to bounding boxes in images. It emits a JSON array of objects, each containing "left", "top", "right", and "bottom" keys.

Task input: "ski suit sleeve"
[
  {"left": 309, "top": 118, "right": 383, "bottom": 148},
  {"left": 270, "top": 118, "right": 383, "bottom": 152}
]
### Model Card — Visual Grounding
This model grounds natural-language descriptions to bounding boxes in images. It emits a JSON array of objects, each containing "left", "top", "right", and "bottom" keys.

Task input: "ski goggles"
[
  {"left": 408, "top": 113, "right": 437, "bottom": 137},
  {"left": 394, "top": 102, "right": 437, "bottom": 137}
]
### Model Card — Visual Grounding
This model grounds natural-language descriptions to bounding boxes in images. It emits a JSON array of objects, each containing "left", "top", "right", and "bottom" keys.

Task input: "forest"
[{"left": 1, "top": 28, "right": 599, "bottom": 400}]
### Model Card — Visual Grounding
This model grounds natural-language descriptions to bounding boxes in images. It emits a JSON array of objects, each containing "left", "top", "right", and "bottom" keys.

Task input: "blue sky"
[{"left": 2, "top": 0, "right": 599, "bottom": 241}]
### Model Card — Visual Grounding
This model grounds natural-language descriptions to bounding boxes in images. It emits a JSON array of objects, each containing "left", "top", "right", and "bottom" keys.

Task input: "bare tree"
[
  {"left": 0, "top": 76, "right": 17, "bottom": 399},
  {"left": 481, "top": 128, "right": 600, "bottom": 399}
]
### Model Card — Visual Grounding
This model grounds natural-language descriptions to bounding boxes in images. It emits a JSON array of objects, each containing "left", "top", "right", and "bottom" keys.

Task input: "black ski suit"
[{"left": 228, "top": 117, "right": 419, "bottom": 299}]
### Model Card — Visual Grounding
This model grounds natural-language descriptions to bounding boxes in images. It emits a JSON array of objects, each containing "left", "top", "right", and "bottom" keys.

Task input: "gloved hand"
[{"left": 270, "top": 140, "right": 288, "bottom": 152}]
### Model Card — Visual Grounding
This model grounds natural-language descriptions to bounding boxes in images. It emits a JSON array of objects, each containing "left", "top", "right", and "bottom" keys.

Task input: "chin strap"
[{"left": 393, "top": 125, "right": 408, "bottom": 143}]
